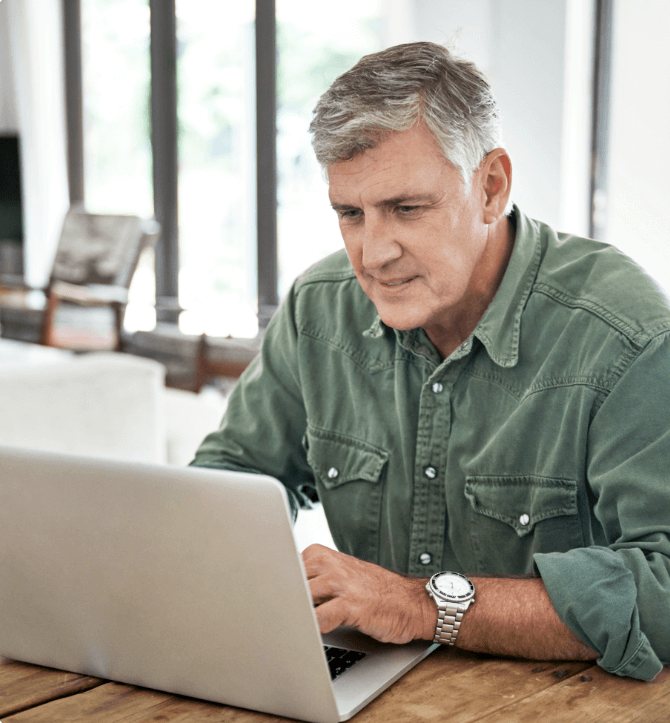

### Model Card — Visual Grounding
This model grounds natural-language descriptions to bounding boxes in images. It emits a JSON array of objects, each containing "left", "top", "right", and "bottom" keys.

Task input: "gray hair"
[{"left": 309, "top": 41, "right": 503, "bottom": 185}]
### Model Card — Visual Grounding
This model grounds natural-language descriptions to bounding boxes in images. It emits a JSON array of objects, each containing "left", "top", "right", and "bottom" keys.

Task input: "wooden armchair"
[{"left": 0, "top": 209, "right": 160, "bottom": 351}]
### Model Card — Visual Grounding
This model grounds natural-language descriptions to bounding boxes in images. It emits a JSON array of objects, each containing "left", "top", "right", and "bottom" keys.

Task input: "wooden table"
[{"left": 1, "top": 650, "right": 668, "bottom": 722}]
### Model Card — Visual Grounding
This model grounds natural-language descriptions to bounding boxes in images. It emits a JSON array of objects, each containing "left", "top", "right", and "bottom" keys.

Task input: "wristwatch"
[{"left": 425, "top": 571, "right": 476, "bottom": 646}]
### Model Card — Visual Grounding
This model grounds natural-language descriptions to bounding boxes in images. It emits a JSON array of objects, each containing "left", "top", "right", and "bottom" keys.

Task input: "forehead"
[{"left": 327, "top": 122, "right": 460, "bottom": 203}]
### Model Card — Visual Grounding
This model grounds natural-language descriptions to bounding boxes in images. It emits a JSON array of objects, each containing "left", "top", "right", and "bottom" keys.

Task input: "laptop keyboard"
[{"left": 324, "top": 645, "right": 367, "bottom": 680}]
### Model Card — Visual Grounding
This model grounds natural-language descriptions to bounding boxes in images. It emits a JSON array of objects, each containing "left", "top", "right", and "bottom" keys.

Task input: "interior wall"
[
  {"left": 0, "top": 4, "right": 19, "bottom": 134},
  {"left": 407, "top": 0, "right": 494, "bottom": 72},
  {"left": 492, "top": 0, "right": 568, "bottom": 229},
  {"left": 1, "top": 0, "right": 69, "bottom": 287},
  {"left": 387, "top": 0, "right": 594, "bottom": 236},
  {"left": 606, "top": 0, "right": 670, "bottom": 293}
]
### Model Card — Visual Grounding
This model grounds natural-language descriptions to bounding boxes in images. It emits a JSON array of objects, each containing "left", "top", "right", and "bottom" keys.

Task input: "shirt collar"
[
  {"left": 362, "top": 205, "right": 542, "bottom": 368},
  {"left": 472, "top": 205, "right": 542, "bottom": 368}
]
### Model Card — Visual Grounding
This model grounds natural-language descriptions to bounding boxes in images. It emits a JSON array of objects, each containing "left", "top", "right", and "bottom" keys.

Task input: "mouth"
[{"left": 377, "top": 276, "right": 415, "bottom": 288}]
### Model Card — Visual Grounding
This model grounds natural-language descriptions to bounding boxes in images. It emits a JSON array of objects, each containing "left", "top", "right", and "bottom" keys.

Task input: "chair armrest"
[{"left": 50, "top": 281, "right": 129, "bottom": 306}]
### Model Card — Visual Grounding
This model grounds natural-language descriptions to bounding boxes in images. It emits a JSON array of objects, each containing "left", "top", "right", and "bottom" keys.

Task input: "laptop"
[{"left": 0, "top": 445, "right": 436, "bottom": 723}]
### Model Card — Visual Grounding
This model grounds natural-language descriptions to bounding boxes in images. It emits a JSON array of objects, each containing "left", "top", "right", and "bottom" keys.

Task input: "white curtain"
[{"left": 2, "top": 0, "right": 69, "bottom": 287}]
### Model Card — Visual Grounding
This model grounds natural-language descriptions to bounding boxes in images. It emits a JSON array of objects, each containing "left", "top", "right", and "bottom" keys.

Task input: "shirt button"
[
  {"left": 519, "top": 513, "right": 530, "bottom": 526},
  {"left": 419, "top": 552, "right": 432, "bottom": 565},
  {"left": 327, "top": 467, "right": 339, "bottom": 479},
  {"left": 424, "top": 466, "right": 437, "bottom": 479},
  {"left": 431, "top": 382, "right": 443, "bottom": 393},
  {"left": 459, "top": 340, "right": 470, "bottom": 351}
]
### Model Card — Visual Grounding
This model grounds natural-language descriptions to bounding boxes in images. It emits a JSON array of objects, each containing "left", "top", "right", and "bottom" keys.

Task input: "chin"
[{"left": 375, "top": 307, "right": 427, "bottom": 332}]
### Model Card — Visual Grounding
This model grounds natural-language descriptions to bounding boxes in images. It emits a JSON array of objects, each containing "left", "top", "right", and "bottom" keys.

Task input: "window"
[
  {"left": 81, "top": 0, "right": 155, "bottom": 332},
  {"left": 81, "top": 2, "right": 648, "bottom": 339},
  {"left": 275, "top": 0, "right": 386, "bottom": 297},
  {"left": 79, "top": 0, "right": 395, "bottom": 339},
  {"left": 175, "top": 0, "right": 257, "bottom": 337}
]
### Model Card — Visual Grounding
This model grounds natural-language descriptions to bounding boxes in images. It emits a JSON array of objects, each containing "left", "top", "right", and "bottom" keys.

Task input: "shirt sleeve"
[
  {"left": 534, "top": 331, "right": 670, "bottom": 681},
  {"left": 189, "top": 284, "right": 315, "bottom": 521}
]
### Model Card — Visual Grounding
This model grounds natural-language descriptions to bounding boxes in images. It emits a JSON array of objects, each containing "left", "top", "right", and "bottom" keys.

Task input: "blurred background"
[{"left": 1, "top": 0, "right": 669, "bottom": 343}]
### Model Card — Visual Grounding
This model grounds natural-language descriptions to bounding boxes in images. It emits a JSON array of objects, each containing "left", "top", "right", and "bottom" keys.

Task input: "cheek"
[
  {"left": 424, "top": 219, "right": 486, "bottom": 275},
  {"left": 341, "top": 226, "right": 355, "bottom": 244},
  {"left": 340, "top": 229, "right": 361, "bottom": 263},
  {"left": 422, "top": 245, "right": 480, "bottom": 298}
]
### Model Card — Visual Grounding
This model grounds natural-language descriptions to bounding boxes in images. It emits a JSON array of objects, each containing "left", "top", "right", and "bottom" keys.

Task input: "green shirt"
[{"left": 192, "top": 206, "right": 670, "bottom": 681}]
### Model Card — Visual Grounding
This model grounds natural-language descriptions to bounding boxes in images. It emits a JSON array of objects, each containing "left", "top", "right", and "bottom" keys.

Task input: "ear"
[{"left": 478, "top": 149, "right": 512, "bottom": 224}]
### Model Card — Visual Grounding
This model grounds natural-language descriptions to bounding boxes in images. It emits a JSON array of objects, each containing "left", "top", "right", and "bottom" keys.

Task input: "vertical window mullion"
[
  {"left": 255, "top": 0, "right": 278, "bottom": 331},
  {"left": 150, "top": 0, "right": 180, "bottom": 323},
  {"left": 589, "top": 0, "right": 613, "bottom": 241},
  {"left": 63, "top": 0, "right": 85, "bottom": 206}
]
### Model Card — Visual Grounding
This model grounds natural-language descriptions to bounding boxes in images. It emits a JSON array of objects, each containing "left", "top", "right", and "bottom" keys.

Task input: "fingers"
[
  {"left": 303, "top": 546, "right": 361, "bottom": 623},
  {"left": 301, "top": 543, "right": 343, "bottom": 579},
  {"left": 302, "top": 543, "right": 333, "bottom": 559},
  {"left": 307, "top": 573, "right": 335, "bottom": 605},
  {"left": 304, "top": 546, "right": 349, "bottom": 604},
  {"left": 313, "top": 597, "right": 350, "bottom": 634},
  {"left": 301, "top": 545, "right": 428, "bottom": 643}
]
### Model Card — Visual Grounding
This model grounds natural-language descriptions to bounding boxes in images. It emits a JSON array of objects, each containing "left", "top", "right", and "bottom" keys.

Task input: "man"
[{"left": 192, "top": 42, "right": 669, "bottom": 680}]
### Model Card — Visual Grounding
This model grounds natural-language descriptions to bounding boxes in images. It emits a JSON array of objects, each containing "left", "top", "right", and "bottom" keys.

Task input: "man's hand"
[{"left": 302, "top": 544, "right": 435, "bottom": 644}]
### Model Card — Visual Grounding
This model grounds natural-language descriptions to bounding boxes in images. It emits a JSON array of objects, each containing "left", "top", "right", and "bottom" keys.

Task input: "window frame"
[
  {"left": 589, "top": 0, "right": 614, "bottom": 241},
  {"left": 65, "top": 0, "right": 277, "bottom": 334}
]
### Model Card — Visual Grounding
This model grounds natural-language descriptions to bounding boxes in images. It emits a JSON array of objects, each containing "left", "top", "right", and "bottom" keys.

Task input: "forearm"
[
  {"left": 305, "top": 544, "right": 599, "bottom": 661},
  {"left": 448, "top": 576, "right": 599, "bottom": 661}
]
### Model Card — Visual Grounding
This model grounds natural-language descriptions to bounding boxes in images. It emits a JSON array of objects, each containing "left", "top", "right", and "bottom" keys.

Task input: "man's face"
[{"left": 328, "top": 121, "right": 493, "bottom": 339}]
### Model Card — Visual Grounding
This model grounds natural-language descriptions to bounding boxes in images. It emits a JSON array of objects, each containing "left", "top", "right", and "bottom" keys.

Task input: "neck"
[{"left": 427, "top": 215, "right": 515, "bottom": 359}]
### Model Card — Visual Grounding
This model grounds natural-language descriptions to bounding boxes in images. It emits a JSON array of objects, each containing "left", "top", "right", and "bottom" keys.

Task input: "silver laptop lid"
[{"left": 0, "top": 446, "right": 340, "bottom": 723}]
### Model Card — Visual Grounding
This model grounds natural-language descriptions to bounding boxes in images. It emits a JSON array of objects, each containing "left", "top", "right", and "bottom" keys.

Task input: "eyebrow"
[{"left": 330, "top": 193, "right": 438, "bottom": 211}]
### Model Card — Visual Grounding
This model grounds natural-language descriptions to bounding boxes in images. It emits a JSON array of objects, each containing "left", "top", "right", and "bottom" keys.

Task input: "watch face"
[{"left": 431, "top": 572, "right": 475, "bottom": 602}]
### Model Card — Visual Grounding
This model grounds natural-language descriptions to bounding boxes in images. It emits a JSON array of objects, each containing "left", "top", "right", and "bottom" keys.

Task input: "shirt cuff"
[{"left": 533, "top": 547, "right": 663, "bottom": 681}]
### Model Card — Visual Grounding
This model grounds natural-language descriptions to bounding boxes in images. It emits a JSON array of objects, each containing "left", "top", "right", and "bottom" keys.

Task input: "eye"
[
  {"left": 336, "top": 208, "right": 362, "bottom": 220},
  {"left": 396, "top": 205, "right": 419, "bottom": 215}
]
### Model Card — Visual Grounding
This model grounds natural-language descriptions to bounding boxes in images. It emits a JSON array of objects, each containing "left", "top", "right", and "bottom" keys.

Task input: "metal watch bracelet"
[{"left": 433, "top": 600, "right": 467, "bottom": 645}]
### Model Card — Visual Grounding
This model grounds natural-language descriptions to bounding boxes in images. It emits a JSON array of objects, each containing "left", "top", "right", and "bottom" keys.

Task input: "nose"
[{"left": 361, "top": 213, "right": 403, "bottom": 271}]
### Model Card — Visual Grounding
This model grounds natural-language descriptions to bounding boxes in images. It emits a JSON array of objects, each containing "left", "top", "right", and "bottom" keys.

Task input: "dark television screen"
[{"left": 0, "top": 135, "right": 23, "bottom": 243}]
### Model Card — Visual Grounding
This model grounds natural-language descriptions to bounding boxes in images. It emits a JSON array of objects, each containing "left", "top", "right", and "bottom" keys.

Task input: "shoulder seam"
[
  {"left": 292, "top": 249, "right": 355, "bottom": 291},
  {"left": 532, "top": 281, "right": 670, "bottom": 347}
]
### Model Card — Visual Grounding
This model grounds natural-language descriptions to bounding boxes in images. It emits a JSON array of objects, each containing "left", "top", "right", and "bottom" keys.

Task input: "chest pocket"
[
  {"left": 464, "top": 475, "right": 584, "bottom": 574},
  {"left": 305, "top": 427, "right": 388, "bottom": 563}
]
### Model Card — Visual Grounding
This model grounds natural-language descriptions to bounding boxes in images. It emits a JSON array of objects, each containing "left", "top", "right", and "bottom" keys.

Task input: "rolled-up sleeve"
[{"left": 535, "top": 331, "right": 670, "bottom": 680}]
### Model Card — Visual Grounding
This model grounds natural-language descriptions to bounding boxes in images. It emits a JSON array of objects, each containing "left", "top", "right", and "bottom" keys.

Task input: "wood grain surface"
[
  {"left": 0, "top": 657, "right": 103, "bottom": 718},
  {"left": 475, "top": 664, "right": 670, "bottom": 723},
  {"left": 351, "top": 647, "right": 594, "bottom": 723},
  {"left": 0, "top": 648, "right": 621, "bottom": 723}
]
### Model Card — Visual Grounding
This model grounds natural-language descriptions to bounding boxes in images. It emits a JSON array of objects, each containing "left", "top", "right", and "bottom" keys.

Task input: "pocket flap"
[
  {"left": 305, "top": 428, "right": 388, "bottom": 489},
  {"left": 464, "top": 475, "right": 578, "bottom": 536}
]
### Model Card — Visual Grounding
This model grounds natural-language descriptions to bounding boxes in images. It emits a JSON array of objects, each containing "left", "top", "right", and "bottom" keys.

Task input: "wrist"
[
  {"left": 407, "top": 577, "right": 439, "bottom": 641},
  {"left": 423, "top": 603, "right": 439, "bottom": 641},
  {"left": 420, "top": 581, "right": 439, "bottom": 640}
]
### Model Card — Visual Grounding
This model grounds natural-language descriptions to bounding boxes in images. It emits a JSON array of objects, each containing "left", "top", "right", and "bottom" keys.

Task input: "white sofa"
[
  {"left": 0, "top": 339, "right": 333, "bottom": 549},
  {"left": 0, "top": 341, "right": 167, "bottom": 463}
]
